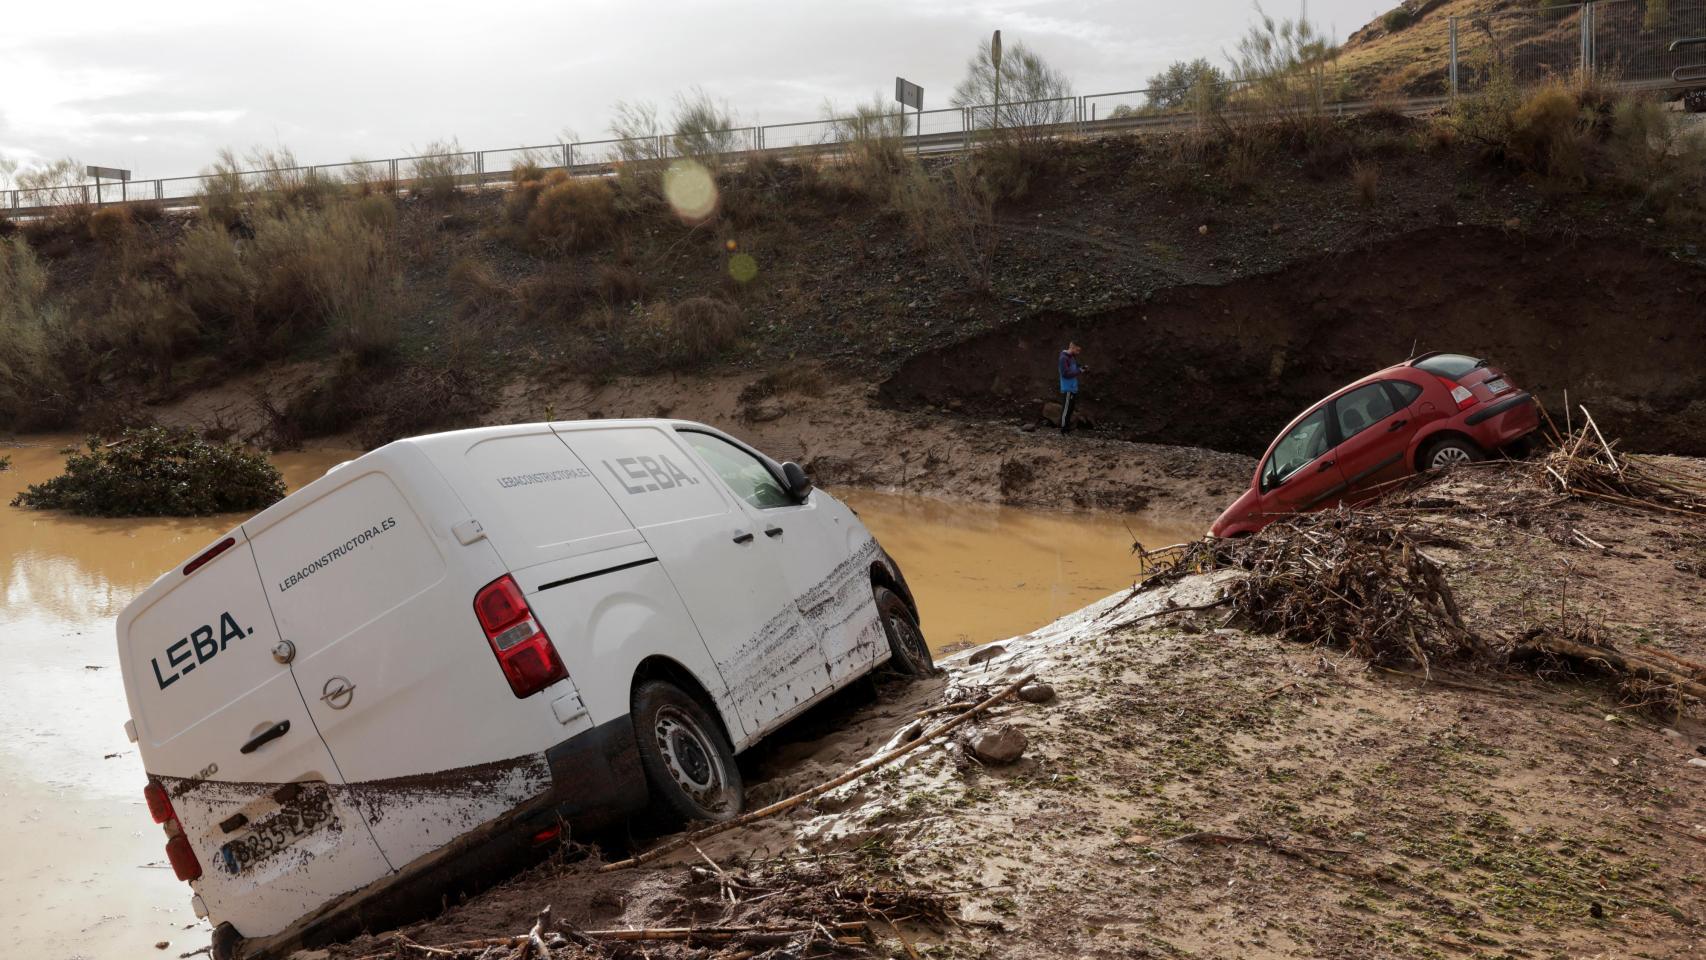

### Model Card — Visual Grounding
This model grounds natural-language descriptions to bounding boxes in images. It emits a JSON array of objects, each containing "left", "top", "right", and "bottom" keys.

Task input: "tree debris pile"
[
  {"left": 1140, "top": 510, "right": 1478, "bottom": 673},
  {"left": 337, "top": 856, "right": 957, "bottom": 960},
  {"left": 1536, "top": 411, "right": 1706, "bottom": 519}
]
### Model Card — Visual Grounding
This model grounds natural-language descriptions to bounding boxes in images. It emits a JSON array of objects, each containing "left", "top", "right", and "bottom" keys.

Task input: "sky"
[{"left": 0, "top": 0, "right": 1388, "bottom": 183}]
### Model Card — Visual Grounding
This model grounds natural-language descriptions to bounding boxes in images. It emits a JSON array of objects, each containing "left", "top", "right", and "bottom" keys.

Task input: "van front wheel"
[
  {"left": 632, "top": 681, "right": 743, "bottom": 824},
  {"left": 876, "top": 586, "right": 934, "bottom": 677}
]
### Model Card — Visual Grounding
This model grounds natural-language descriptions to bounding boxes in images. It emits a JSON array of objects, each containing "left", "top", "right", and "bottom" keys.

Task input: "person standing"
[{"left": 1058, "top": 341, "right": 1085, "bottom": 434}]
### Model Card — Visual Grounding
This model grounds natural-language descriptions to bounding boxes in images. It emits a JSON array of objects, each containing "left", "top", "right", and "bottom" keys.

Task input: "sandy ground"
[
  {"left": 149, "top": 363, "right": 1256, "bottom": 529},
  {"left": 303, "top": 458, "right": 1706, "bottom": 960}
]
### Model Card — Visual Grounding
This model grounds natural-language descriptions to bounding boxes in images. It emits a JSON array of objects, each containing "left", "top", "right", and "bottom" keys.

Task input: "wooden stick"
[
  {"left": 597, "top": 673, "right": 1037, "bottom": 872},
  {"left": 1580, "top": 406, "right": 1623, "bottom": 478}
]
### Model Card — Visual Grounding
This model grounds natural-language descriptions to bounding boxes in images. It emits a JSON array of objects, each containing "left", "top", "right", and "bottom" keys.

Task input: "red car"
[{"left": 1210, "top": 353, "right": 1540, "bottom": 538}]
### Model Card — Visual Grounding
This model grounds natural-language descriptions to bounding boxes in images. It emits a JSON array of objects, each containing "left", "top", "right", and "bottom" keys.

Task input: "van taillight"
[
  {"left": 473, "top": 576, "right": 568, "bottom": 698},
  {"left": 143, "top": 778, "right": 203, "bottom": 882},
  {"left": 183, "top": 537, "right": 235, "bottom": 577}
]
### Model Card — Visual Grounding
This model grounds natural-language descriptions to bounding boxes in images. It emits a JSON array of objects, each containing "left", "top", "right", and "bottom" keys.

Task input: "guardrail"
[{"left": 0, "top": 92, "right": 1459, "bottom": 220}]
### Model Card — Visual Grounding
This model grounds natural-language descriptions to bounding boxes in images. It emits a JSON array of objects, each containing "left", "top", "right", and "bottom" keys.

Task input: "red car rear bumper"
[{"left": 1462, "top": 391, "right": 1539, "bottom": 451}]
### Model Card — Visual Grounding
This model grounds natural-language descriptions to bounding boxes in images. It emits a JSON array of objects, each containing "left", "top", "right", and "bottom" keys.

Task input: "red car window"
[
  {"left": 1262, "top": 407, "right": 1332, "bottom": 490},
  {"left": 1333, "top": 383, "right": 1398, "bottom": 442}
]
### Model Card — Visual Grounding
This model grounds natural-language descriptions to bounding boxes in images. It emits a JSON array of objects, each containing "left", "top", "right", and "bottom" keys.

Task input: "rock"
[
  {"left": 1041, "top": 401, "right": 1064, "bottom": 423},
  {"left": 1018, "top": 682, "right": 1056, "bottom": 703},
  {"left": 964, "top": 724, "right": 1027, "bottom": 765},
  {"left": 154, "top": 943, "right": 169, "bottom": 951},
  {"left": 1661, "top": 728, "right": 1684, "bottom": 740},
  {"left": 1198, "top": 224, "right": 1210, "bottom": 235},
  {"left": 743, "top": 399, "right": 786, "bottom": 423},
  {"left": 967, "top": 643, "right": 1006, "bottom": 666},
  {"left": 1688, "top": 757, "right": 1706, "bottom": 769},
  {"left": 1020, "top": 422, "right": 1037, "bottom": 433}
]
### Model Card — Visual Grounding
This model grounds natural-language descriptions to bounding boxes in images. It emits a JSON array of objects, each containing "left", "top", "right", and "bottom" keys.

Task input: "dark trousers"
[{"left": 1060, "top": 391, "right": 1078, "bottom": 433}]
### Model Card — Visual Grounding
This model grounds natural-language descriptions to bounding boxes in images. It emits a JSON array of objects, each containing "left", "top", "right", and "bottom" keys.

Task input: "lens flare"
[
  {"left": 663, "top": 159, "right": 718, "bottom": 223},
  {"left": 728, "top": 253, "right": 758, "bottom": 283}
]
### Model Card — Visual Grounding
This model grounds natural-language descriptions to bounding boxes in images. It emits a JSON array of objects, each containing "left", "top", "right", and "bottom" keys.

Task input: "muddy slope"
[{"left": 881, "top": 226, "right": 1706, "bottom": 456}]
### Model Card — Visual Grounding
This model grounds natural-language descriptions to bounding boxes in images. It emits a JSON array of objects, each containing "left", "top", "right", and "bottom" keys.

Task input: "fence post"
[
  {"left": 156, "top": 180, "right": 163, "bottom": 201},
  {"left": 1576, "top": 1, "right": 1589, "bottom": 80},
  {"left": 1448, "top": 17, "right": 1460, "bottom": 99}
]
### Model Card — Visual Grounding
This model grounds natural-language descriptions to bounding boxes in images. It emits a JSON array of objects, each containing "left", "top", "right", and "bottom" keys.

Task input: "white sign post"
[{"left": 895, "top": 77, "right": 924, "bottom": 157}]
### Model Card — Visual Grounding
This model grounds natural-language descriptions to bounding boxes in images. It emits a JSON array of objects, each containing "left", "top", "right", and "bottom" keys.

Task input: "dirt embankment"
[
  {"left": 152, "top": 363, "right": 1255, "bottom": 525},
  {"left": 305, "top": 458, "right": 1706, "bottom": 960},
  {"left": 881, "top": 225, "right": 1706, "bottom": 458}
]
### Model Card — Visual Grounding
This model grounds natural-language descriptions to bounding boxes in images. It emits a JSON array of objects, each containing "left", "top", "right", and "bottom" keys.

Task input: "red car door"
[
  {"left": 1330, "top": 381, "right": 1423, "bottom": 503},
  {"left": 1254, "top": 404, "right": 1350, "bottom": 520}
]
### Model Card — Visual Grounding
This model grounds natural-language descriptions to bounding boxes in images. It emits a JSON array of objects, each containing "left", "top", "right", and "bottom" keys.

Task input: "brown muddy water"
[{"left": 0, "top": 437, "right": 1195, "bottom": 958}]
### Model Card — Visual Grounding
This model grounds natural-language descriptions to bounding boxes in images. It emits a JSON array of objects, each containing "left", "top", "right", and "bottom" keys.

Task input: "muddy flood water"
[{"left": 0, "top": 436, "right": 1197, "bottom": 959}]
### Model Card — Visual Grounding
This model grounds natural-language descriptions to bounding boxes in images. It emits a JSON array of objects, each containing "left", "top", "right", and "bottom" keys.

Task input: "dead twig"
[{"left": 598, "top": 673, "right": 1037, "bottom": 872}]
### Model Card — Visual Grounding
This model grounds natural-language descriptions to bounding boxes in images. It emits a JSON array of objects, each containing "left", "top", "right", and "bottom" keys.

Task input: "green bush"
[
  {"left": 1382, "top": 7, "right": 1416, "bottom": 32},
  {"left": 10, "top": 428, "right": 286, "bottom": 517},
  {"left": 0, "top": 236, "right": 70, "bottom": 427}
]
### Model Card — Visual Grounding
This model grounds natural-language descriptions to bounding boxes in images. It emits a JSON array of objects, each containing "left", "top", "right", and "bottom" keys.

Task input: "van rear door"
[
  {"left": 246, "top": 448, "right": 557, "bottom": 873},
  {"left": 118, "top": 531, "right": 391, "bottom": 942}
]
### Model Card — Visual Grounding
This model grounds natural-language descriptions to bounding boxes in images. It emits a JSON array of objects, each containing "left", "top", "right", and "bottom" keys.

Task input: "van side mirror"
[{"left": 781, "top": 461, "right": 813, "bottom": 501}]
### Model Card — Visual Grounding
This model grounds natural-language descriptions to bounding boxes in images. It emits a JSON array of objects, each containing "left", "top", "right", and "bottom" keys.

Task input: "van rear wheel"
[
  {"left": 632, "top": 681, "right": 743, "bottom": 824},
  {"left": 876, "top": 586, "right": 934, "bottom": 677}
]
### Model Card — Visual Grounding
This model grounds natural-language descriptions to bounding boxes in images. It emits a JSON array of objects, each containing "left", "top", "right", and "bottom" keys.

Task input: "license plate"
[
  {"left": 1485, "top": 378, "right": 1509, "bottom": 395},
  {"left": 219, "top": 784, "right": 338, "bottom": 875}
]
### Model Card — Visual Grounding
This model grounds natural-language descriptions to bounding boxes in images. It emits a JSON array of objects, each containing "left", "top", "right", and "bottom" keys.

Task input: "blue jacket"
[{"left": 1058, "top": 350, "right": 1082, "bottom": 394}]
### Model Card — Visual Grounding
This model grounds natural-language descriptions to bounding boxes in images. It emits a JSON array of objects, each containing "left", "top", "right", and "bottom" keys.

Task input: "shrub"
[
  {"left": 251, "top": 206, "right": 401, "bottom": 360},
  {"left": 822, "top": 97, "right": 910, "bottom": 197},
  {"left": 891, "top": 164, "right": 997, "bottom": 289},
  {"left": 1510, "top": 84, "right": 1587, "bottom": 182},
  {"left": 1145, "top": 58, "right": 1231, "bottom": 112},
  {"left": 1606, "top": 96, "right": 1706, "bottom": 220},
  {"left": 106, "top": 277, "right": 199, "bottom": 382},
  {"left": 1382, "top": 6, "right": 1416, "bottom": 32},
  {"left": 16, "top": 158, "right": 92, "bottom": 233},
  {"left": 1228, "top": 5, "right": 1341, "bottom": 140},
  {"left": 448, "top": 256, "right": 510, "bottom": 310},
  {"left": 176, "top": 221, "right": 256, "bottom": 339},
  {"left": 198, "top": 148, "right": 252, "bottom": 227},
  {"left": 10, "top": 428, "right": 285, "bottom": 517},
  {"left": 342, "top": 159, "right": 397, "bottom": 197},
  {"left": 410, "top": 139, "right": 468, "bottom": 205},
  {"left": 671, "top": 88, "right": 743, "bottom": 166},
  {"left": 518, "top": 267, "right": 592, "bottom": 325},
  {"left": 88, "top": 205, "right": 135, "bottom": 244},
  {"left": 0, "top": 236, "right": 70, "bottom": 427},
  {"left": 524, "top": 177, "right": 618, "bottom": 253},
  {"left": 595, "top": 264, "right": 645, "bottom": 304},
  {"left": 658, "top": 297, "right": 742, "bottom": 365}
]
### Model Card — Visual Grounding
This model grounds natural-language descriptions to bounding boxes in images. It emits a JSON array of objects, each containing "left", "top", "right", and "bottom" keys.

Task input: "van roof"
[{"left": 118, "top": 419, "right": 748, "bottom": 618}]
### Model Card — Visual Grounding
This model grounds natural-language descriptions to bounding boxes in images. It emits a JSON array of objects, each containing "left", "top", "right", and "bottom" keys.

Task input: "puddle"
[
  {"left": 837, "top": 489, "right": 1199, "bottom": 652},
  {"left": 0, "top": 437, "right": 1193, "bottom": 957}
]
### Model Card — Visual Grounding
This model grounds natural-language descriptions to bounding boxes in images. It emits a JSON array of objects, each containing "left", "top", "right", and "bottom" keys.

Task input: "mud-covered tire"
[
  {"left": 1422, "top": 436, "right": 1484, "bottom": 471},
  {"left": 631, "top": 681, "right": 743, "bottom": 825},
  {"left": 876, "top": 586, "right": 933, "bottom": 677}
]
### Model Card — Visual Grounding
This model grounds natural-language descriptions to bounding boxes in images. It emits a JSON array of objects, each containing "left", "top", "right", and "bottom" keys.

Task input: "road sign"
[
  {"left": 86, "top": 165, "right": 130, "bottom": 181},
  {"left": 894, "top": 77, "right": 923, "bottom": 110},
  {"left": 991, "top": 30, "right": 1002, "bottom": 69}
]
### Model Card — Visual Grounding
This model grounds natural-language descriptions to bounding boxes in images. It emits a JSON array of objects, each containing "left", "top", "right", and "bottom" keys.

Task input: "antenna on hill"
[{"left": 1407, "top": 338, "right": 1417, "bottom": 362}]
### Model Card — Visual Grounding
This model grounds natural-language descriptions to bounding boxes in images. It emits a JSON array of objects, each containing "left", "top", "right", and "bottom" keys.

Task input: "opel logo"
[{"left": 321, "top": 676, "right": 356, "bottom": 710}]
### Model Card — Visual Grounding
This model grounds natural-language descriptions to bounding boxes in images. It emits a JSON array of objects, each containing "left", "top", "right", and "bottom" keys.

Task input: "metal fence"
[
  {"left": 5, "top": 1, "right": 1704, "bottom": 216},
  {"left": 1452, "top": 0, "right": 1706, "bottom": 93}
]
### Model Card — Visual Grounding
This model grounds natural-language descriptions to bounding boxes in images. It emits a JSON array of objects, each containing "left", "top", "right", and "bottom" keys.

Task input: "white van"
[{"left": 115, "top": 420, "right": 931, "bottom": 959}]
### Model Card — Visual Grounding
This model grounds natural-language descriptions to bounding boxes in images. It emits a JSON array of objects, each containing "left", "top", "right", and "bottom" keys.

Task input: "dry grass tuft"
[
  {"left": 87, "top": 205, "right": 136, "bottom": 244},
  {"left": 660, "top": 296, "right": 742, "bottom": 364},
  {"left": 524, "top": 176, "right": 618, "bottom": 253},
  {"left": 1351, "top": 158, "right": 1380, "bottom": 205}
]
